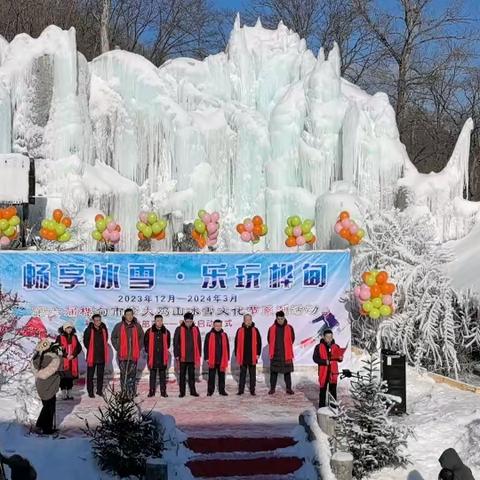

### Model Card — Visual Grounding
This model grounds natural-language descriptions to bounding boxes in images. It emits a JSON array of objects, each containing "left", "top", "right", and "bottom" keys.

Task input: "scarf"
[
  {"left": 268, "top": 323, "right": 294, "bottom": 361},
  {"left": 180, "top": 325, "right": 201, "bottom": 365},
  {"left": 148, "top": 328, "right": 169, "bottom": 368},
  {"left": 60, "top": 334, "right": 79, "bottom": 377},
  {"left": 87, "top": 326, "right": 109, "bottom": 367},
  {"left": 119, "top": 322, "right": 140, "bottom": 361},
  {"left": 208, "top": 331, "right": 229, "bottom": 372},
  {"left": 236, "top": 326, "right": 258, "bottom": 365}
]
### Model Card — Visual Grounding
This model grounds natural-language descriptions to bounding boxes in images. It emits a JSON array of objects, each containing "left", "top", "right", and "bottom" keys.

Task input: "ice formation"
[{"left": 0, "top": 17, "right": 475, "bottom": 251}]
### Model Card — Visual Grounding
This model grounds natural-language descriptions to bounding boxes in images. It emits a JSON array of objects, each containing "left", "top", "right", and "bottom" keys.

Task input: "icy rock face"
[{"left": 0, "top": 19, "right": 473, "bottom": 251}]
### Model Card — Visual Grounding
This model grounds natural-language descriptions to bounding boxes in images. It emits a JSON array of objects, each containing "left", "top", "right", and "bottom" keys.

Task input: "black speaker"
[{"left": 381, "top": 349, "right": 406, "bottom": 415}]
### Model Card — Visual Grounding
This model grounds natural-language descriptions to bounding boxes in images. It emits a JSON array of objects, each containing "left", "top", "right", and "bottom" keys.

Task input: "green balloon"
[
  {"left": 152, "top": 222, "right": 162, "bottom": 234},
  {"left": 4, "top": 226, "right": 15, "bottom": 237},
  {"left": 194, "top": 219, "right": 206, "bottom": 234},
  {"left": 302, "top": 219, "right": 314, "bottom": 234},
  {"left": 284, "top": 226, "right": 293, "bottom": 236},
  {"left": 287, "top": 216, "right": 294, "bottom": 227},
  {"left": 290, "top": 215, "right": 301, "bottom": 227},
  {"left": 105, "top": 216, "right": 113, "bottom": 225},
  {"left": 9, "top": 215, "right": 20, "bottom": 227},
  {"left": 369, "top": 308, "right": 380, "bottom": 320},
  {"left": 304, "top": 231, "right": 314, "bottom": 242},
  {"left": 363, "top": 301, "right": 373, "bottom": 312},
  {"left": 158, "top": 218, "right": 167, "bottom": 231},
  {"left": 243, "top": 218, "right": 251, "bottom": 224},
  {"left": 147, "top": 212, "right": 158, "bottom": 225},
  {"left": 371, "top": 270, "right": 379, "bottom": 278},
  {"left": 0, "top": 219, "right": 8, "bottom": 231},
  {"left": 92, "top": 230, "right": 102, "bottom": 241},
  {"left": 55, "top": 223, "right": 66, "bottom": 236},
  {"left": 96, "top": 219, "right": 107, "bottom": 232},
  {"left": 59, "top": 231, "right": 71, "bottom": 242},
  {"left": 41, "top": 219, "right": 49, "bottom": 229},
  {"left": 365, "top": 274, "right": 376, "bottom": 287},
  {"left": 380, "top": 305, "right": 392, "bottom": 317},
  {"left": 46, "top": 220, "right": 55, "bottom": 230},
  {"left": 372, "top": 297, "right": 382, "bottom": 309},
  {"left": 261, "top": 224, "right": 268, "bottom": 236},
  {"left": 136, "top": 221, "right": 144, "bottom": 231},
  {"left": 198, "top": 209, "right": 207, "bottom": 219},
  {"left": 143, "top": 226, "right": 152, "bottom": 238}
]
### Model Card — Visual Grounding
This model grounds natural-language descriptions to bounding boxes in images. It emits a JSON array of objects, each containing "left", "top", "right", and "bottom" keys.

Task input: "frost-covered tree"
[
  {"left": 85, "top": 388, "right": 164, "bottom": 477},
  {"left": 350, "top": 208, "right": 477, "bottom": 376},
  {"left": 334, "top": 354, "right": 411, "bottom": 479}
]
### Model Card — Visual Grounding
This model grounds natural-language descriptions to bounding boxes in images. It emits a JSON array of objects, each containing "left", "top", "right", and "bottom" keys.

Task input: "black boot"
[{"left": 148, "top": 391, "right": 155, "bottom": 397}]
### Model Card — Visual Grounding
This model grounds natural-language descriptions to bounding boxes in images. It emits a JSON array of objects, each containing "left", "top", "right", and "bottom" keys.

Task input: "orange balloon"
[
  {"left": 198, "top": 236, "right": 207, "bottom": 248},
  {"left": 95, "top": 214, "right": 104, "bottom": 222},
  {"left": 192, "top": 230, "right": 199, "bottom": 241},
  {"left": 362, "top": 272, "right": 370, "bottom": 283},
  {"left": 350, "top": 235, "right": 360, "bottom": 245},
  {"left": 158, "top": 231, "right": 165, "bottom": 240},
  {"left": 62, "top": 217, "right": 72, "bottom": 228},
  {"left": 3, "top": 209, "right": 13, "bottom": 220},
  {"left": 252, "top": 225, "right": 263, "bottom": 236},
  {"left": 53, "top": 209, "right": 63, "bottom": 223},
  {"left": 308, "top": 234, "right": 316, "bottom": 244},
  {"left": 115, "top": 224, "right": 121, "bottom": 232},
  {"left": 0, "top": 209, "right": 4, "bottom": 219},
  {"left": 376, "top": 271, "right": 388, "bottom": 284},
  {"left": 252, "top": 215, "right": 263, "bottom": 226},
  {"left": 138, "top": 232, "right": 145, "bottom": 240},
  {"left": 39, "top": 228, "right": 47, "bottom": 239},
  {"left": 381, "top": 282, "right": 395, "bottom": 295},
  {"left": 339, "top": 211, "right": 350, "bottom": 221},
  {"left": 286, "top": 236, "right": 297, "bottom": 247},
  {"left": 339, "top": 228, "right": 350, "bottom": 239},
  {"left": 46, "top": 230, "right": 56, "bottom": 241},
  {"left": 360, "top": 307, "right": 367, "bottom": 316},
  {"left": 236, "top": 223, "right": 246, "bottom": 234},
  {"left": 8, "top": 206, "right": 17, "bottom": 218},
  {"left": 370, "top": 285, "right": 381, "bottom": 298}
]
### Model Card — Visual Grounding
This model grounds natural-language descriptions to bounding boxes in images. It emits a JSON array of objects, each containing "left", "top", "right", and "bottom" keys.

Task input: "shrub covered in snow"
[
  {"left": 85, "top": 388, "right": 164, "bottom": 478},
  {"left": 334, "top": 354, "right": 411, "bottom": 479}
]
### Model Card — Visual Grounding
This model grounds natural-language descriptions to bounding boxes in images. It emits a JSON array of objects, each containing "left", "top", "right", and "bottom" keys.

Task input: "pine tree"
[
  {"left": 334, "top": 354, "right": 411, "bottom": 479},
  {"left": 85, "top": 388, "right": 164, "bottom": 478}
]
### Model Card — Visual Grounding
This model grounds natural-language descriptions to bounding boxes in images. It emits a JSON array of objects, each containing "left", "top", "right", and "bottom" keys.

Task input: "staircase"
[{"left": 186, "top": 436, "right": 304, "bottom": 479}]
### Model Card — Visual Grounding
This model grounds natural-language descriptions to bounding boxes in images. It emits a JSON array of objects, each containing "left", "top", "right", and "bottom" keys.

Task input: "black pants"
[
  {"left": 60, "top": 378, "right": 73, "bottom": 390},
  {"left": 179, "top": 362, "right": 196, "bottom": 395},
  {"left": 238, "top": 364, "right": 256, "bottom": 393},
  {"left": 319, "top": 383, "right": 337, "bottom": 408},
  {"left": 119, "top": 360, "right": 137, "bottom": 398},
  {"left": 207, "top": 365, "right": 226, "bottom": 394},
  {"left": 87, "top": 363, "right": 105, "bottom": 395},
  {"left": 149, "top": 367, "right": 167, "bottom": 394},
  {"left": 36, "top": 396, "right": 56, "bottom": 434},
  {"left": 270, "top": 371, "right": 292, "bottom": 391}
]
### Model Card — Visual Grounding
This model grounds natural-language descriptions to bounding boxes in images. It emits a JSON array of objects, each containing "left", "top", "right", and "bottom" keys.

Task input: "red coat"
[{"left": 313, "top": 339, "right": 344, "bottom": 388}]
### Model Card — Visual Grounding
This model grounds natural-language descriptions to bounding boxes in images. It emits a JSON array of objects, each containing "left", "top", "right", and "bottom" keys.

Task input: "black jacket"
[
  {"left": 234, "top": 322, "right": 262, "bottom": 365},
  {"left": 313, "top": 338, "right": 336, "bottom": 366},
  {"left": 439, "top": 448, "right": 475, "bottom": 480},
  {"left": 111, "top": 317, "right": 144, "bottom": 360},
  {"left": 174, "top": 322, "right": 202, "bottom": 363},
  {"left": 204, "top": 328, "right": 230, "bottom": 365},
  {"left": 83, "top": 322, "right": 109, "bottom": 364},
  {"left": 143, "top": 324, "right": 171, "bottom": 368}
]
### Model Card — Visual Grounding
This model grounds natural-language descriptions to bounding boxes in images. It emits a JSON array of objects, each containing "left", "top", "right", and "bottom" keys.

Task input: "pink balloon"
[
  {"left": 244, "top": 221, "right": 254, "bottom": 233},
  {"left": 207, "top": 222, "right": 217, "bottom": 234},
  {"left": 139, "top": 212, "right": 148, "bottom": 223},
  {"left": 296, "top": 235, "right": 306, "bottom": 246},
  {"left": 102, "top": 230, "right": 110, "bottom": 241},
  {"left": 202, "top": 213, "right": 211, "bottom": 224},
  {"left": 334, "top": 222, "right": 342, "bottom": 234},
  {"left": 207, "top": 238, "right": 217, "bottom": 247},
  {"left": 360, "top": 283, "right": 369, "bottom": 291},
  {"left": 382, "top": 295, "right": 393, "bottom": 306},
  {"left": 110, "top": 231, "right": 120, "bottom": 243},
  {"left": 107, "top": 221, "right": 116, "bottom": 232},
  {"left": 354, "top": 286, "right": 361, "bottom": 297},
  {"left": 209, "top": 231, "right": 219, "bottom": 240},
  {"left": 293, "top": 226, "right": 302, "bottom": 237},
  {"left": 241, "top": 231, "right": 251, "bottom": 242},
  {"left": 349, "top": 223, "right": 359, "bottom": 234},
  {"left": 0, "top": 236, "right": 10, "bottom": 246},
  {"left": 211, "top": 212, "right": 220, "bottom": 223},
  {"left": 341, "top": 218, "right": 351, "bottom": 228},
  {"left": 359, "top": 289, "right": 371, "bottom": 301}
]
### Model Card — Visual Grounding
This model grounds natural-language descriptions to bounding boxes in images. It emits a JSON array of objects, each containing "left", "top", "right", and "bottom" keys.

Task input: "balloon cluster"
[
  {"left": 192, "top": 210, "right": 220, "bottom": 249},
  {"left": 136, "top": 212, "right": 167, "bottom": 241},
  {"left": 0, "top": 206, "right": 20, "bottom": 247},
  {"left": 334, "top": 211, "right": 365, "bottom": 245},
  {"left": 40, "top": 209, "right": 72, "bottom": 242},
  {"left": 354, "top": 270, "right": 396, "bottom": 319},
  {"left": 92, "top": 214, "right": 121, "bottom": 245},
  {"left": 236, "top": 215, "right": 268, "bottom": 244},
  {"left": 284, "top": 216, "right": 315, "bottom": 247}
]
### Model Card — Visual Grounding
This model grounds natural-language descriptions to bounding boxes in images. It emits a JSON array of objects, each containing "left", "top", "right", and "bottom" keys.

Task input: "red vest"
[
  {"left": 180, "top": 325, "right": 201, "bottom": 366},
  {"left": 119, "top": 323, "right": 140, "bottom": 361},
  {"left": 60, "top": 335, "right": 79, "bottom": 378},
  {"left": 236, "top": 326, "right": 258, "bottom": 365},
  {"left": 148, "top": 328, "right": 169, "bottom": 368},
  {"left": 318, "top": 342, "right": 344, "bottom": 387},
  {"left": 268, "top": 323, "right": 294, "bottom": 361},
  {"left": 208, "top": 331, "right": 229, "bottom": 372},
  {"left": 87, "top": 326, "right": 109, "bottom": 367}
]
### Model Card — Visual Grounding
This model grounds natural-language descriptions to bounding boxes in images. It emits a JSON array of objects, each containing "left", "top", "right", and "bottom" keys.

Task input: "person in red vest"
[
  {"left": 204, "top": 319, "right": 230, "bottom": 396},
  {"left": 56, "top": 321, "right": 82, "bottom": 400},
  {"left": 111, "top": 308, "right": 144, "bottom": 399},
  {"left": 173, "top": 312, "right": 201, "bottom": 398},
  {"left": 234, "top": 313, "right": 262, "bottom": 396},
  {"left": 83, "top": 313, "right": 109, "bottom": 398},
  {"left": 144, "top": 314, "right": 171, "bottom": 398},
  {"left": 267, "top": 311, "right": 295, "bottom": 395},
  {"left": 313, "top": 329, "right": 345, "bottom": 408}
]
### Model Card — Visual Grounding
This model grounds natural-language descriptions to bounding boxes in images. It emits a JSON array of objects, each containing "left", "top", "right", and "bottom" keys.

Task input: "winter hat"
[
  {"left": 35, "top": 338, "right": 53, "bottom": 353},
  {"left": 63, "top": 321, "right": 74, "bottom": 330}
]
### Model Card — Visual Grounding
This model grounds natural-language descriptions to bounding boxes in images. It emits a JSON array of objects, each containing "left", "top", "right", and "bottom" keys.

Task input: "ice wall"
[{"left": 0, "top": 19, "right": 473, "bottom": 251}]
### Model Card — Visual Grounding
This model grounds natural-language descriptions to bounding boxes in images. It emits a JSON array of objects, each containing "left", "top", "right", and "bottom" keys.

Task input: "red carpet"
[
  {"left": 186, "top": 456, "right": 303, "bottom": 477},
  {"left": 187, "top": 436, "right": 296, "bottom": 453}
]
